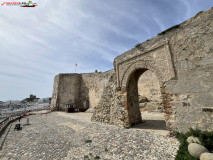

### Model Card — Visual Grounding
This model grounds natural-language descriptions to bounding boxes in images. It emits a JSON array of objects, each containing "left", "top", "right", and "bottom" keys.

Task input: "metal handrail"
[
  {"left": 0, "top": 107, "right": 50, "bottom": 130},
  {"left": 0, "top": 117, "right": 10, "bottom": 130},
  {"left": 0, "top": 114, "right": 23, "bottom": 130},
  {"left": 0, "top": 117, "right": 9, "bottom": 125}
]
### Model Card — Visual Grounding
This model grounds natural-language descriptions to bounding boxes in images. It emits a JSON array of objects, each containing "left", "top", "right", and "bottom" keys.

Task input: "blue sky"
[{"left": 0, "top": 0, "right": 212, "bottom": 101}]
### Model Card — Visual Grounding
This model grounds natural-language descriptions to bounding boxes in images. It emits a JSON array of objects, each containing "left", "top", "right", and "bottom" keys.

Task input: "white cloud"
[{"left": 0, "top": 0, "right": 212, "bottom": 100}]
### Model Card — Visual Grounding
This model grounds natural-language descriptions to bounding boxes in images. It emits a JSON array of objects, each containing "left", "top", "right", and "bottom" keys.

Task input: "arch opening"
[
  {"left": 127, "top": 68, "right": 147, "bottom": 125},
  {"left": 126, "top": 69, "right": 167, "bottom": 133}
]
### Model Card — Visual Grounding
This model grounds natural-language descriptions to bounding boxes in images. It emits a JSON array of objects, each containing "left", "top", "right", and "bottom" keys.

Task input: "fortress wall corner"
[
  {"left": 50, "top": 70, "right": 114, "bottom": 111},
  {"left": 81, "top": 70, "right": 114, "bottom": 109},
  {"left": 50, "top": 74, "right": 82, "bottom": 111}
]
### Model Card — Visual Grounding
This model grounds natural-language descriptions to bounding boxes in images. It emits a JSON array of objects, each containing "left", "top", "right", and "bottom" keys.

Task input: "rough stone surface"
[
  {"left": 81, "top": 71, "right": 114, "bottom": 109},
  {"left": 138, "top": 70, "right": 162, "bottom": 102},
  {"left": 91, "top": 73, "right": 116, "bottom": 124},
  {"left": 188, "top": 143, "right": 208, "bottom": 158},
  {"left": 95, "top": 8, "right": 213, "bottom": 131},
  {"left": 140, "top": 102, "right": 163, "bottom": 112},
  {"left": 187, "top": 136, "right": 201, "bottom": 144},
  {"left": 50, "top": 74, "right": 83, "bottom": 111},
  {"left": 138, "top": 96, "right": 149, "bottom": 103},
  {"left": 91, "top": 73, "right": 126, "bottom": 126},
  {"left": 50, "top": 70, "right": 161, "bottom": 112},
  {"left": 50, "top": 70, "right": 114, "bottom": 111},
  {"left": 138, "top": 70, "right": 163, "bottom": 113},
  {"left": 51, "top": 8, "right": 213, "bottom": 132},
  {"left": 0, "top": 112, "right": 179, "bottom": 160},
  {"left": 200, "top": 153, "right": 213, "bottom": 160}
]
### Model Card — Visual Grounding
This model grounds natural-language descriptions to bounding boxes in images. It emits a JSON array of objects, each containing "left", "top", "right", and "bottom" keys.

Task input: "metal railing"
[
  {"left": 0, "top": 114, "right": 22, "bottom": 131},
  {"left": 0, "top": 107, "right": 49, "bottom": 131},
  {"left": 0, "top": 106, "right": 49, "bottom": 119},
  {"left": 0, "top": 117, "right": 9, "bottom": 130}
]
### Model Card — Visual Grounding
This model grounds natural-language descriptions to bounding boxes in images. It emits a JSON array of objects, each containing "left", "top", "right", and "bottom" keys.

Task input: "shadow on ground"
[{"left": 132, "top": 120, "right": 167, "bottom": 130}]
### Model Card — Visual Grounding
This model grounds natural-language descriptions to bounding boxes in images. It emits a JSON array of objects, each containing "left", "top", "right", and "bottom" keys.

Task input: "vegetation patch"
[
  {"left": 85, "top": 139, "right": 92, "bottom": 143},
  {"left": 195, "top": 11, "right": 204, "bottom": 18},
  {"left": 124, "top": 126, "right": 129, "bottom": 129},
  {"left": 94, "top": 155, "right": 101, "bottom": 159},
  {"left": 84, "top": 155, "right": 89, "bottom": 159},
  {"left": 158, "top": 24, "right": 180, "bottom": 35},
  {"left": 89, "top": 153, "right": 93, "bottom": 156},
  {"left": 135, "top": 43, "right": 141, "bottom": 48},
  {"left": 175, "top": 128, "right": 213, "bottom": 160}
]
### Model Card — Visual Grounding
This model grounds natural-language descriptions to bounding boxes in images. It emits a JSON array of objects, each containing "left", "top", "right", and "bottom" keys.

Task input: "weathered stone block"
[
  {"left": 188, "top": 143, "right": 208, "bottom": 158},
  {"left": 200, "top": 153, "right": 213, "bottom": 160},
  {"left": 187, "top": 136, "right": 201, "bottom": 144}
]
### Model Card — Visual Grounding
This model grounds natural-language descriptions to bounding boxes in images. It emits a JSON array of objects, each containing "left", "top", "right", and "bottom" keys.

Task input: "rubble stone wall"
[
  {"left": 51, "top": 8, "right": 213, "bottom": 133},
  {"left": 91, "top": 73, "right": 128, "bottom": 127},
  {"left": 81, "top": 70, "right": 114, "bottom": 109},
  {"left": 92, "top": 8, "right": 213, "bottom": 132}
]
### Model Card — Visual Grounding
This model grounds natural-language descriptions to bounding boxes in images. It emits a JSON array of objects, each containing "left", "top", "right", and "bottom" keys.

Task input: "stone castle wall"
[
  {"left": 50, "top": 74, "right": 82, "bottom": 111},
  {"left": 51, "top": 8, "right": 213, "bottom": 133},
  {"left": 50, "top": 69, "right": 157, "bottom": 112},
  {"left": 50, "top": 70, "right": 114, "bottom": 111},
  {"left": 81, "top": 70, "right": 114, "bottom": 109},
  {"left": 138, "top": 70, "right": 161, "bottom": 102},
  {"left": 92, "top": 8, "right": 213, "bottom": 132}
]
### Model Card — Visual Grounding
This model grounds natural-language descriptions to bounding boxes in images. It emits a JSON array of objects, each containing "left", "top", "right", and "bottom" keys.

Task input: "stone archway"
[
  {"left": 119, "top": 64, "right": 174, "bottom": 129},
  {"left": 125, "top": 66, "right": 173, "bottom": 131},
  {"left": 91, "top": 10, "right": 213, "bottom": 132},
  {"left": 120, "top": 60, "right": 167, "bottom": 127},
  {"left": 126, "top": 68, "right": 147, "bottom": 125},
  {"left": 91, "top": 41, "right": 178, "bottom": 131},
  {"left": 114, "top": 41, "right": 176, "bottom": 129}
]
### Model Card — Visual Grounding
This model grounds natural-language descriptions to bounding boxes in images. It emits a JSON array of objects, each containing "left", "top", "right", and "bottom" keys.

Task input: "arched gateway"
[
  {"left": 51, "top": 9, "right": 213, "bottom": 133},
  {"left": 91, "top": 40, "right": 178, "bottom": 130},
  {"left": 113, "top": 40, "right": 176, "bottom": 129}
]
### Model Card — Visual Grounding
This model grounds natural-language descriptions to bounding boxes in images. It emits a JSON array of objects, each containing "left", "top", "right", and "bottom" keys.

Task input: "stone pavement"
[{"left": 0, "top": 112, "right": 179, "bottom": 160}]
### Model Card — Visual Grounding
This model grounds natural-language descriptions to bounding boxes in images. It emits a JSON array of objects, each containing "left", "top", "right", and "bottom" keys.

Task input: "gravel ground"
[{"left": 0, "top": 111, "right": 179, "bottom": 160}]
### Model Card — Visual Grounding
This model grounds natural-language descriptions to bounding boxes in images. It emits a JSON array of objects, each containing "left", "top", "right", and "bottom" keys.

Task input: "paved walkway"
[{"left": 0, "top": 112, "right": 179, "bottom": 160}]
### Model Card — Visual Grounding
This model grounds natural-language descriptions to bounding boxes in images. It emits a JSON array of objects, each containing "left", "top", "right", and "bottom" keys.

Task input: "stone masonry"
[
  {"left": 50, "top": 70, "right": 114, "bottom": 111},
  {"left": 51, "top": 8, "right": 213, "bottom": 133}
]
